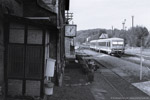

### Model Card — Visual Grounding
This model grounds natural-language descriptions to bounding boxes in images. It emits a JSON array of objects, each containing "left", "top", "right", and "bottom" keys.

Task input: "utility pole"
[
  {"left": 122, "top": 19, "right": 126, "bottom": 30},
  {"left": 122, "top": 22, "right": 125, "bottom": 30},
  {"left": 65, "top": 11, "right": 73, "bottom": 24},
  {"left": 132, "top": 16, "right": 134, "bottom": 28},
  {"left": 125, "top": 26, "right": 127, "bottom": 31},
  {"left": 112, "top": 26, "right": 114, "bottom": 35}
]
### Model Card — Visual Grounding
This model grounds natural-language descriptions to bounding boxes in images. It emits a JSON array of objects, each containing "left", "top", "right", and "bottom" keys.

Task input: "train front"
[{"left": 111, "top": 40, "right": 125, "bottom": 56}]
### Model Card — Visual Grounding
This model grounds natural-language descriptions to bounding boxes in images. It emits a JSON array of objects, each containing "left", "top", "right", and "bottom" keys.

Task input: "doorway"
[{"left": 5, "top": 22, "right": 45, "bottom": 97}]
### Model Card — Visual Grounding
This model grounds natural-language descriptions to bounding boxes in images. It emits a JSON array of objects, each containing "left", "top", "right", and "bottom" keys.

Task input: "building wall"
[
  {"left": 65, "top": 37, "right": 71, "bottom": 56},
  {"left": 0, "top": 17, "right": 4, "bottom": 86},
  {"left": 55, "top": 0, "right": 66, "bottom": 86},
  {"left": 0, "top": 0, "right": 69, "bottom": 96},
  {"left": 0, "top": 1, "right": 23, "bottom": 98},
  {"left": 49, "top": 31, "right": 57, "bottom": 59},
  {"left": 1, "top": 0, "right": 23, "bottom": 16}
]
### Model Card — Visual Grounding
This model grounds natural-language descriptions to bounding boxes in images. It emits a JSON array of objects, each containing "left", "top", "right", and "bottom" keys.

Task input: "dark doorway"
[{"left": 5, "top": 22, "right": 45, "bottom": 97}]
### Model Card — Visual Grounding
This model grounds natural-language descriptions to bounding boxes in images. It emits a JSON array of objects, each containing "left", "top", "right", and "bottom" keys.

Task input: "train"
[{"left": 89, "top": 37, "right": 125, "bottom": 56}]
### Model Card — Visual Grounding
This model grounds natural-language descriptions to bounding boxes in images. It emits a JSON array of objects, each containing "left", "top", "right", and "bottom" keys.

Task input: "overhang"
[{"left": 5, "top": 14, "right": 57, "bottom": 30}]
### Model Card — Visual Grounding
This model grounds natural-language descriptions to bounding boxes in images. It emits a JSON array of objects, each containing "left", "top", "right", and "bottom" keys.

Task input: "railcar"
[
  {"left": 90, "top": 38, "right": 125, "bottom": 56},
  {"left": 89, "top": 40, "right": 98, "bottom": 50}
]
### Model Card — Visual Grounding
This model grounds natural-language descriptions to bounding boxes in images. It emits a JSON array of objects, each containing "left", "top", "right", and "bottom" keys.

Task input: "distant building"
[{"left": 99, "top": 33, "right": 108, "bottom": 39}]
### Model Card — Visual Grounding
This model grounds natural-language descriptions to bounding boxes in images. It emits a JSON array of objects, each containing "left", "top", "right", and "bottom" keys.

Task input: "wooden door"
[{"left": 6, "top": 22, "right": 44, "bottom": 97}]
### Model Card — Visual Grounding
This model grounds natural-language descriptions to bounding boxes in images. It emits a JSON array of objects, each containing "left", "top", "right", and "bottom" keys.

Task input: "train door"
[
  {"left": 107, "top": 41, "right": 110, "bottom": 54},
  {"left": 107, "top": 42, "right": 110, "bottom": 48}
]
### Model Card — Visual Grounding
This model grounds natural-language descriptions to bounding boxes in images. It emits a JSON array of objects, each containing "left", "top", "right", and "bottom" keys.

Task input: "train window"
[
  {"left": 112, "top": 41, "right": 124, "bottom": 46},
  {"left": 118, "top": 42, "right": 123, "bottom": 45},
  {"left": 99, "top": 42, "right": 106, "bottom": 46}
]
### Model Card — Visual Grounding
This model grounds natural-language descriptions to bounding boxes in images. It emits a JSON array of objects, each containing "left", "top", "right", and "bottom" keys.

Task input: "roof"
[
  {"left": 90, "top": 40, "right": 98, "bottom": 43},
  {"left": 97, "top": 38, "right": 124, "bottom": 42},
  {"left": 90, "top": 38, "right": 124, "bottom": 43},
  {"left": 99, "top": 33, "right": 108, "bottom": 39}
]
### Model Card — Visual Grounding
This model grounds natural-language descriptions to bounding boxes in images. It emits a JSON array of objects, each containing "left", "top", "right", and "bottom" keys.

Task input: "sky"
[{"left": 70, "top": 0, "right": 150, "bottom": 31}]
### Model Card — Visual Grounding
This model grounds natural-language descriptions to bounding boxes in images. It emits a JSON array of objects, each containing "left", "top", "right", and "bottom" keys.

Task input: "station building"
[{"left": 0, "top": 0, "right": 69, "bottom": 99}]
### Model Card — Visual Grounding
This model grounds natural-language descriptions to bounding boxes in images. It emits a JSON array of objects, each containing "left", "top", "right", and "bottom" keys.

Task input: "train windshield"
[{"left": 112, "top": 41, "right": 124, "bottom": 46}]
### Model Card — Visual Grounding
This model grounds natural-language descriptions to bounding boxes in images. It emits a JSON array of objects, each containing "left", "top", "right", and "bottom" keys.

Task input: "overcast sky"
[{"left": 70, "top": 0, "right": 150, "bottom": 31}]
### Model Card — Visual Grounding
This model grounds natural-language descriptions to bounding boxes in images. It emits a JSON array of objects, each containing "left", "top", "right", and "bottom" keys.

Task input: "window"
[
  {"left": 9, "top": 23, "right": 25, "bottom": 43},
  {"left": 99, "top": 42, "right": 106, "bottom": 46},
  {"left": 27, "top": 26, "right": 43, "bottom": 44},
  {"left": 112, "top": 41, "right": 124, "bottom": 46}
]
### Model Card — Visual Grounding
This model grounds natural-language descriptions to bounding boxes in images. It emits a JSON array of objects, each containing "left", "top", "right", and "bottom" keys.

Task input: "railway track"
[
  {"left": 94, "top": 50, "right": 150, "bottom": 70},
  {"left": 119, "top": 53, "right": 150, "bottom": 70},
  {"left": 81, "top": 49, "right": 150, "bottom": 68},
  {"left": 93, "top": 59, "right": 150, "bottom": 99},
  {"left": 122, "top": 53, "right": 150, "bottom": 60},
  {"left": 77, "top": 49, "right": 150, "bottom": 99},
  {"left": 100, "top": 72, "right": 124, "bottom": 99},
  {"left": 81, "top": 49, "right": 150, "bottom": 70},
  {"left": 94, "top": 60, "right": 127, "bottom": 99}
]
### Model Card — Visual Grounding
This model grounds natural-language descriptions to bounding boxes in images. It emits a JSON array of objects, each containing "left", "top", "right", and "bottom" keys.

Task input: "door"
[{"left": 6, "top": 22, "right": 45, "bottom": 97}]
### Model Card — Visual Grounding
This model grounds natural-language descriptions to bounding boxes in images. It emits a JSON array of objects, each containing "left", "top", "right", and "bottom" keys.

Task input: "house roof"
[{"left": 99, "top": 33, "right": 108, "bottom": 39}]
